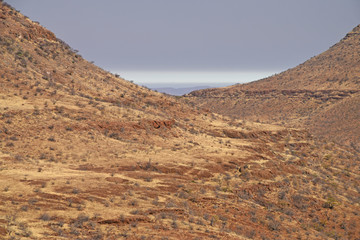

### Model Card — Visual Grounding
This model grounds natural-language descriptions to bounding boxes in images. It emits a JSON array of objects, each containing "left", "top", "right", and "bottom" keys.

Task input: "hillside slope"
[
  {"left": 187, "top": 24, "right": 360, "bottom": 150},
  {"left": 238, "top": 24, "right": 360, "bottom": 91},
  {"left": 1, "top": 3, "right": 360, "bottom": 239}
]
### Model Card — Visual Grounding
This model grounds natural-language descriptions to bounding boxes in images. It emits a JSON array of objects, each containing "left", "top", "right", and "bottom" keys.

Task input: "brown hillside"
[
  {"left": 239, "top": 24, "right": 360, "bottom": 91},
  {"left": 1, "top": 3, "right": 360, "bottom": 239},
  {"left": 187, "top": 25, "right": 360, "bottom": 150},
  {"left": 308, "top": 93, "right": 360, "bottom": 148}
]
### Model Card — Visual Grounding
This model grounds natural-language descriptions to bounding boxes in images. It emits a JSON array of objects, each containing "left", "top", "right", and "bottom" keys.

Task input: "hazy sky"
[{"left": 6, "top": 0, "right": 360, "bottom": 85}]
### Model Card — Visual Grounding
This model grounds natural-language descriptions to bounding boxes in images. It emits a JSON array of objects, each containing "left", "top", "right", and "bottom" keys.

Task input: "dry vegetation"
[{"left": 1, "top": 2, "right": 360, "bottom": 239}]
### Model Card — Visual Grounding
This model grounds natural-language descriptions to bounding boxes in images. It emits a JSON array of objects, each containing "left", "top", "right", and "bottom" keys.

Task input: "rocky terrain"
[
  {"left": 187, "top": 25, "right": 360, "bottom": 151},
  {"left": 1, "top": 2, "right": 360, "bottom": 239}
]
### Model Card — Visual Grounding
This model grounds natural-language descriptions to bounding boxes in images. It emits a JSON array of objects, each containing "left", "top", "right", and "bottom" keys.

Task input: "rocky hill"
[
  {"left": 236, "top": 24, "right": 360, "bottom": 91},
  {"left": 187, "top": 24, "right": 360, "bottom": 151},
  {"left": 1, "top": 2, "right": 360, "bottom": 239}
]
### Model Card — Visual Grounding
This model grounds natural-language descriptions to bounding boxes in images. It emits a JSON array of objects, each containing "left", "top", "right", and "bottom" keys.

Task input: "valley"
[{"left": 0, "top": 2, "right": 359, "bottom": 239}]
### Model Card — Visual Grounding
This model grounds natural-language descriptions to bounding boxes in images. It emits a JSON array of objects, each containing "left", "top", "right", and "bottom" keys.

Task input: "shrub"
[
  {"left": 292, "top": 194, "right": 308, "bottom": 210},
  {"left": 72, "top": 188, "right": 80, "bottom": 194},
  {"left": 171, "top": 220, "right": 178, "bottom": 229},
  {"left": 20, "top": 205, "right": 28, "bottom": 211},
  {"left": 39, "top": 213, "right": 51, "bottom": 221},
  {"left": 268, "top": 220, "right": 281, "bottom": 231},
  {"left": 5, "top": 142, "right": 14, "bottom": 147},
  {"left": 129, "top": 200, "right": 138, "bottom": 206},
  {"left": 130, "top": 210, "right": 139, "bottom": 215},
  {"left": 47, "top": 136, "right": 56, "bottom": 141},
  {"left": 323, "top": 196, "right": 338, "bottom": 209},
  {"left": 72, "top": 213, "right": 89, "bottom": 228}
]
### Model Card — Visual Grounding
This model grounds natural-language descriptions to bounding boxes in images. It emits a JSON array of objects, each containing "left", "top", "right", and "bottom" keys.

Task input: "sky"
[{"left": 5, "top": 0, "right": 360, "bottom": 86}]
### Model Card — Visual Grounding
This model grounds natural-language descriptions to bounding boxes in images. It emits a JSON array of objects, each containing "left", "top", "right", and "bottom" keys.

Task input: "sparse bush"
[
  {"left": 72, "top": 188, "right": 80, "bottom": 194},
  {"left": 28, "top": 198, "right": 38, "bottom": 205},
  {"left": 165, "top": 200, "right": 177, "bottom": 208},
  {"left": 171, "top": 220, "right": 178, "bottom": 229},
  {"left": 72, "top": 213, "right": 89, "bottom": 228},
  {"left": 268, "top": 220, "right": 281, "bottom": 231},
  {"left": 144, "top": 177, "right": 153, "bottom": 182},
  {"left": 39, "top": 213, "right": 52, "bottom": 221},
  {"left": 278, "top": 191, "right": 286, "bottom": 200},
  {"left": 130, "top": 221, "right": 138, "bottom": 228},
  {"left": 48, "top": 136, "right": 55, "bottom": 142},
  {"left": 210, "top": 217, "right": 217, "bottom": 226},
  {"left": 5, "top": 142, "right": 14, "bottom": 147},
  {"left": 130, "top": 210, "right": 139, "bottom": 215},
  {"left": 20, "top": 205, "right": 28, "bottom": 211},
  {"left": 70, "top": 227, "right": 80, "bottom": 236},
  {"left": 292, "top": 194, "right": 308, "bottom": 210},
  {"left": 129, "top": 200, "right": 138, "bottom": 206},
  {"left": 196, "top": 219, "right": 205, "bottom": 226},
  {"left": 323, "top": 196, "right": 337, "bottom": 209},
  {"left": 284, "top": 208, "right": 294, "bottom": 216}
]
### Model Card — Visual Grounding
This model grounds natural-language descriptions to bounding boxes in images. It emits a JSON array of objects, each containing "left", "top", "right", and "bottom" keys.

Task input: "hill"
[
  {"left": 187, "top": 24, "right": 360, "bottom": 150},
  {"left": 235, "top": 24, "right": 360, "bottom": 91},
  {"left": 1, "top": 2, "right": 360, "bottom": 239}
]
